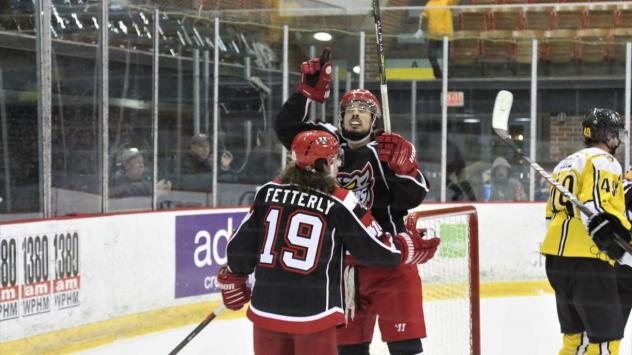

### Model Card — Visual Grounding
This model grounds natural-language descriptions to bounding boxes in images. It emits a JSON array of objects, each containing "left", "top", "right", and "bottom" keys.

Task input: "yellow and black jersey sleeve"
[{"left": 541, "top": 147, "right": 630, "bottom": 260}]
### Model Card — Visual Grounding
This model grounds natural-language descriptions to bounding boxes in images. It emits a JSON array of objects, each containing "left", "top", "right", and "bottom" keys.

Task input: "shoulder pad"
[{"left": 332, "top": 187, "right": 359, "bottom": 212}]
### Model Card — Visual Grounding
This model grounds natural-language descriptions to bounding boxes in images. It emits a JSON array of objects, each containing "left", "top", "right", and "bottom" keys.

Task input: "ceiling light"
[
  {"left": 352, "top": 66, "right": 361, "bottom": 74},
  {"left": 515, "top": 117, "right": 530, "bottom": 122},
  {"left": 313, "top": 32, "right": 332, "bottom": 42},
  {"left": 463, "top": 118, "right": 480, "bottom": 123}
]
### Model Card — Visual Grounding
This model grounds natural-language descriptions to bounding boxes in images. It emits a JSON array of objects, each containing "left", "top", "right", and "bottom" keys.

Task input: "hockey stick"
[
  {"left": 491, "top": 90, "right": 632, "bottom": 256},
  {"left": 371, "top": 0, "right": 392, "bottom": 133},
  {"left": 168, "top": 303, "right": 226, "bottom": 355}
]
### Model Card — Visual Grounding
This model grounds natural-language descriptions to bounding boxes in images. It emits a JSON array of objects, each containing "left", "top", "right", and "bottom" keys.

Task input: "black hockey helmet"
[{"left": 582, "top": 108, "right": 624, "bottom": 146}]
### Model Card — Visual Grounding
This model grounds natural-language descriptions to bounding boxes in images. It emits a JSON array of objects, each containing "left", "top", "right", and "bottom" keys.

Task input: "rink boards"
[{"left": 0, "top": 203, "right": 551, "bottom": 354}]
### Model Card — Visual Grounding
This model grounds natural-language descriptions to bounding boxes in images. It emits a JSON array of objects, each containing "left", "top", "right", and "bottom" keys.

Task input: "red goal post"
[{"left": 405, "top": 205, "right": 480, "bottom": 355}]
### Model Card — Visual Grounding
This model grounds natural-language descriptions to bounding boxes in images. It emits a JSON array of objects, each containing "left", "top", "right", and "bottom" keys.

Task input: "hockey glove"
[
  {"left": 376, "top": 132, "right": 418, "bottom": 177},
  {"left": 297, "top": 47, "right": 332, "bottom": 103},
  {"left": 394, "top": 230, "right": 440, "bottom": 265},
  {"left": 216, "top": 266, "right": 251, "bottom": 311},
  {"left": 588, "top": 212, "right": 632, "bottom": 261}
]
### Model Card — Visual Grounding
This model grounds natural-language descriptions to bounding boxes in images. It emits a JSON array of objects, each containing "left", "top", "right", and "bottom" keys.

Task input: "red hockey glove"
[
  {"left": 394, "top": 230, "right": 440, "bottom": 265},
  {"left": 375, "top": 132, "right": 418, "bottom": 177},
  {"left": 297, "top": 48, "right": 332, "bottom": 103},
  {"left": 216, "top": 266, "right": 251, "bottom": 311}
]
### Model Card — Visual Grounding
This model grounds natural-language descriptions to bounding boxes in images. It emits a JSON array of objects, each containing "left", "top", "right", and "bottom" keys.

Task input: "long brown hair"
[{"left": 278, "top": 159, "right": 337, "bottom": 194}]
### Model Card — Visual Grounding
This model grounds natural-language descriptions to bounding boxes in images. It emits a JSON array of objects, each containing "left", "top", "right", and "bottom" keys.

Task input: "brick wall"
[
  {"left": 548, "top": 114, "right": 630, "bottom": 166},
  {"left": 548, "top": 114, "right": 584, "bottom": 162}
]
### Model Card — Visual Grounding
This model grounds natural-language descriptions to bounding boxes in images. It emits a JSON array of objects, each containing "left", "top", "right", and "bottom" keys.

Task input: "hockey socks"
[{"left": 559, "top": 333, "right": 620, "bottom": 355}]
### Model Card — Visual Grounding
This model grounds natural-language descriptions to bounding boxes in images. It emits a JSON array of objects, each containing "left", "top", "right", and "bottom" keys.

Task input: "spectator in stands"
[
  {"left": 177, "top": 134, "right": 212, "bottom": 191},
  {"left": 181, "top": 133, "right": 213, "bottom": 175},
  {"left": 488, "top": 156, "right": 527, "bottom": 201},
  {"left": 415, "top": 0, "right": 459, "bottom": 79},
  {"left": 110, "top": 147, "right": 171, "bottom": 198},
  {"left": 177, "top": 133, "right": 235, "bottom": 190},
  {"left": 446, "top": 139, "right": 476, "bottom": 201}
]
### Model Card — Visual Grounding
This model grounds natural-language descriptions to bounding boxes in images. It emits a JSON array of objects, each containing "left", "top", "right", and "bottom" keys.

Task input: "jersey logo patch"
[{"left": 337, "top": 163, "right": 375, "bottom": 208}]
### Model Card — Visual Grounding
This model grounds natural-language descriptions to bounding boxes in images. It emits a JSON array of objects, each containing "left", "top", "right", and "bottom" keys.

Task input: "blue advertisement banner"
[{"left": 175, "top": 211, "right": 247, "bottom": 299}]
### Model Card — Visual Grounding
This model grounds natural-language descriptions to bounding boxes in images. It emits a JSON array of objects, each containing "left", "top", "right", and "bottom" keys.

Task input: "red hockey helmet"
[
  {"left": 291, "top": 130, "right": 340, "bottom": 170},
  {"left": 339, "top": 89, "right": 381, "bottom": 118}
]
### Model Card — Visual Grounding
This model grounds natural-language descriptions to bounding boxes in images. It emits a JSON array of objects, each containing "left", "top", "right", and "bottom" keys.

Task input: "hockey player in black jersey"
[
  {"left": 274, "top": 48, "right": 433, "bottom": 355},
  {"left": 216, "top": 130, "right": 439, "bottom": 355}
]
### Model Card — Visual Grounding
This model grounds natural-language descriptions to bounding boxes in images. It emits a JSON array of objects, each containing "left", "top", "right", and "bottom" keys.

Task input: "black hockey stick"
[
  {"left": 169, "top": 304, "right": 226, "bottom": 355},
  {"left": 491, "top": 90, "right": 632, "bottom": 256},
  {"left": 371, "top": 0, "right": 392, "bottom": 133}
]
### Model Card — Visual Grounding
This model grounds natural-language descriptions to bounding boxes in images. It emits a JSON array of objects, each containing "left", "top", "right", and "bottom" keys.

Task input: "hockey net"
[{"left": 370, "top": 205, "right": 480, "bottom": 355}]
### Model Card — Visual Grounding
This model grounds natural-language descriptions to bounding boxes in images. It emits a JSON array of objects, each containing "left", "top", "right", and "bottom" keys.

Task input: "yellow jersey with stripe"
[{"left": 541, "top": 147, "right": 630, "bottom": 261}]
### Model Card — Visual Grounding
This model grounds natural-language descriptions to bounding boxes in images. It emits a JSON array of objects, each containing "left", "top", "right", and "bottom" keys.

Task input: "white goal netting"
[{"left": 370, "top": 206, "right": 480, "bottom": 355}]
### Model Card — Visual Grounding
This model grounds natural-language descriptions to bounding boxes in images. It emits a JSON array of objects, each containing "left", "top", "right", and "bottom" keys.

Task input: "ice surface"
[{"left": 77, "top": 295, "right": 632, "bottom": 355}]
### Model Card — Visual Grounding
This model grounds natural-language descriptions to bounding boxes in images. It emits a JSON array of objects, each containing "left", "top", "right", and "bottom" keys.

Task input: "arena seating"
[
  {"left": 7, "top": 0, "right": 632, "bottom": 77},
  {"left": 447, "top": 24, "right": 632, "bottom": 77},
  {"left": 584, "top": 4, "right": 616, "bottom": 29},
  {"left": 575, "top": 28, "right": 610, "bottom": 63},
  {"left": 551, "top": 5, "right": 587, "bottom": 30},
  {"left": 616, "top": 3, "right": 632, "bottom": 28},
  {"left": 542, "top": 29, "right": 576, "bottom": 63},
  {"left": 611, "top": 28, "right": 632, "bottom": 62},
  {"left": 459, "top": 7, "right": 490, "bottom": 31},
  {"left": 524, "top": 6, "right": 553, "bottom": 30},
  {"left": 450, "top": 31, "right": 481, "bottom": 65},
  {"left": 458, "top": 3, "right": 622, "bottom": 31},
  {"left": 499, "top": 0, "right": 528, "bottom": 4},
  {"left": 469, "top": 0, "right": 497, "bottom": 5},
  {"left": 490, "top": 7, "right": 525, "bottom": 30},
  {"left": 480, "top": 30, "right": 514, "bottom": 63},
  {"left": 512, "top": 30, "right": 544, "bottom": 64},
  {"left": 447, "top": 1, "right": 632, "bottom": 75}
]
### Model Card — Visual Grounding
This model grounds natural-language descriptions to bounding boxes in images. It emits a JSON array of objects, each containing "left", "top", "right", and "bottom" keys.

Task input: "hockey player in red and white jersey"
[
  {"left": 274, "top": 49, "right": 435, "bottom": 355},
  {"left": 216, "top": 130, "right": 438, "bottom": 355}
]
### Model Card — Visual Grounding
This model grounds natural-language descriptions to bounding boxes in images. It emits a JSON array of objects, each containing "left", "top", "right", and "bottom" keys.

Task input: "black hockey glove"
[{"left": 588, "top": 212, "right": 632, "bottom": 260}]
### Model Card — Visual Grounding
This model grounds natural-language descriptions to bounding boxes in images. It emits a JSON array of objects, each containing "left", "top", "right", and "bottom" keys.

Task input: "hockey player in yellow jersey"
[{"left": 543, "top": 108, "right": 632, "bottom": 355}]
